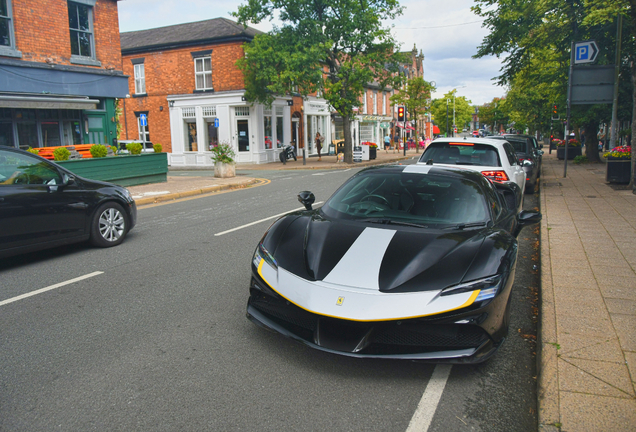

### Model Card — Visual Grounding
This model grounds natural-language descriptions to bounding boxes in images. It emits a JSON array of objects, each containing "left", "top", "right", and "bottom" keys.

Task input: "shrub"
[
  {"left": 210, "top": 143, "right": 235, "bottom": 164},
  {"left": 153, "top": 143, "right": 162, "bottom": 153},
  {"left": 573, "top": 155, "right": 588, "bottom": 164},
  {"left": 53, "top": 147, "right": 70, "bottom": 161},
  {"left": 127, "top": 142, "right": 143, "bottom": 155},
  {"left": 26, "top": 147, "right": 40, "bottom": 155},
  {"left": 90, "top": 144, "right": 108, "bottom": 158}
]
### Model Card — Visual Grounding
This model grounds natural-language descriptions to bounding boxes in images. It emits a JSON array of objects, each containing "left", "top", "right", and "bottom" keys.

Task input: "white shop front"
[
  {"left": 167, "top": 90, "right": 291, "bottom": 166},
  {"left": 302, "top": 97, "right": 331, "bottom": 157}
]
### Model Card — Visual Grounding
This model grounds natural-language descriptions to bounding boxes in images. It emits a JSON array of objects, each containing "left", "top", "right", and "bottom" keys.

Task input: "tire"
[
  {"left": 279, "top": 152, "right": 285, "bottom": 163},
  {"left": 292, "top": 151, "right": 297, "bottom": 161},
  {"left": 90, "top": 202, "right": 129, "bottom": 248}
]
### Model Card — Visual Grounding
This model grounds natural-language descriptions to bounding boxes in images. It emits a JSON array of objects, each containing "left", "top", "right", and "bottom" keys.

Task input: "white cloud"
[{"left": 118, "top": 0, "right": 507, "bottom": 105}]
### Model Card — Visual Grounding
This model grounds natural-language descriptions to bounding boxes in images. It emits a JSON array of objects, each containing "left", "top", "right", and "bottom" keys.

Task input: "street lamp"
[
  {"left": 446, "top": 99, "right": 450, "bottom": 137},
  {"left": 452, "top": 85, "right": 467, "bottom": 137}
]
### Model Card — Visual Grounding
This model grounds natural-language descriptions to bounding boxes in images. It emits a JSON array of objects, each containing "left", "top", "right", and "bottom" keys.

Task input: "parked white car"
[{"left": 417, "top": 137, "right": 526, "bottom": 196}]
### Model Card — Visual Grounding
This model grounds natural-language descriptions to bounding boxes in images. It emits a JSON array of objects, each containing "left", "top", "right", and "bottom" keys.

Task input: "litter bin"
[{"left": 328, "top": 143, "right": 335, "bottom": 155}]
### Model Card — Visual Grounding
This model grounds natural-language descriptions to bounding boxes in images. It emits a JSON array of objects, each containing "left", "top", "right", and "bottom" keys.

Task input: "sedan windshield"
[
  {"left": 419, "top": 143, "right": 501, "bottom": 167},
  {"left": 322, "top": 171, "right": 491, "bottom": 227}
]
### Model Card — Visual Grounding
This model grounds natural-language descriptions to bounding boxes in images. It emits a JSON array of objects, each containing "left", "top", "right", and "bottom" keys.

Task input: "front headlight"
[
  {"left": 252, "top": 243, "right": 278, "bottom": 271},
  {"left": 440, "top": 275, "right": 502, "bottom": 304}
]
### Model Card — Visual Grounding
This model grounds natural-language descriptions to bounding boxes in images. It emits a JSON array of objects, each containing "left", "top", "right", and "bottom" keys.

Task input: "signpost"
[{"left": 139, "top": 114, "right": 147, "bottom": 144}]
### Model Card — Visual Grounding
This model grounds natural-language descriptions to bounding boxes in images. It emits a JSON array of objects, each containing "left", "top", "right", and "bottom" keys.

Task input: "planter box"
[
  {"left": 214, "top": 162, "right": 236, "bottom": 178},
  {"left": 369, "top": 147, "right": 377, "bottom": 159},
  {"left": 57, "top": 153, "right": 168, "bottom": 187},
  {"left": 556, "top": 146, "right": 581, "bottom": 160},
  {"left": 606, "top": 158, "right": 631, "bottom": 183}
]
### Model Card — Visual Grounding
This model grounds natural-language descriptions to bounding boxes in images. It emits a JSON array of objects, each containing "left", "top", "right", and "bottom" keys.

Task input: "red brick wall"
[
  {"left": 120, "top": 41, "right": 248, "bottom": 152},
  {"left": 10, "top": 0, "right": 122, "bottom": 70}
]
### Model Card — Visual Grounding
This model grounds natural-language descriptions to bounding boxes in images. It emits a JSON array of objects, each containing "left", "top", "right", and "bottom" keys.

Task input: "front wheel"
[
  {"left": 90, "top": 202, "right": 129, "bottom": 248},
  {"left": 292, "top": 151, "right": 297, "bottom": 161},
  {"left": 279, "top": 151, "right": 285, "bottom": 163}
]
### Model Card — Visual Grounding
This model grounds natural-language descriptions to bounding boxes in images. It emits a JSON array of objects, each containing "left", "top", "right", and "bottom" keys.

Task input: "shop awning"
[
  {"left": 0, "top": 94, "right": 99, "bottom": 110},
  {"left": 433, "top": 125, "right": 441, "bottom": 134},
  {"left": 396, "top": 122, "right": 415, "bottom": 130}
]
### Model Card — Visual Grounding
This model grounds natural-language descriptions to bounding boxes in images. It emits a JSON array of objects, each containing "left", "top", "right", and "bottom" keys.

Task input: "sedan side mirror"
[
  {"left": 514, "top": 210, "right": 542, "bottom": 237},
  {"left": 298, "top": 191, "right": 315, "bottom": 210},
  {"left": 62, "top": 173, "right": 75, "bottom": 186}
]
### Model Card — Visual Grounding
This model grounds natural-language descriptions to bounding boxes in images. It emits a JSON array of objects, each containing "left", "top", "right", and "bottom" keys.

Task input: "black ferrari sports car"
[{"left": 247, "top": 164, "right": 541, "bottom": 363}]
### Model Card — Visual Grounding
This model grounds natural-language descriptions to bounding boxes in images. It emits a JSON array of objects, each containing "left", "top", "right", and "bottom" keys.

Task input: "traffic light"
[
  {"left": 552, "top": 104, "right": 558, "bottom": 115},
  {"left": 397, "top": 106, "right": 405, "bottom": 122}
]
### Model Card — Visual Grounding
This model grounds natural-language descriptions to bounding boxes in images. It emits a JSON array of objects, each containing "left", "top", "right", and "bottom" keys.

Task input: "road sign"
[
  {"left": 574, "top": 41, "right": 599, "bottom": 64},
  {"left": 571, "top": 65, "right": 615, "bottom": 104},
  {"left": 214, "top": 118, "right": 219, "bottom": 128},
  {"left": 139, "top": 113, "right": 147, "bottom": 127}
]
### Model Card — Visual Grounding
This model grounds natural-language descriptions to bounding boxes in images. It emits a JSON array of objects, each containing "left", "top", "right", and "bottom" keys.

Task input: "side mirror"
[
  {"left": 539, "top": 144, "right": 544, "bottom": 149},
  {"left": 514, "top": 210, "right": 542, "bottom": 237},
  {"left": 298, "top": 191, "right": 315, "bottom": 210},
  {"left": 62, "top": 173, "right": 75, "bottom": 186},
  {"left": 522, "top": 159, "right": 533, "bottom": 167}
]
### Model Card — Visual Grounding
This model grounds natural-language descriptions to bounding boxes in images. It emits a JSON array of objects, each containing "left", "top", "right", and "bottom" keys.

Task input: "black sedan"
[
  {"left": 0, "top": 146, "right": 137, "bottom": 258},
  {"left": 247, "top": 164, "right": 541, "bottom": 363}
]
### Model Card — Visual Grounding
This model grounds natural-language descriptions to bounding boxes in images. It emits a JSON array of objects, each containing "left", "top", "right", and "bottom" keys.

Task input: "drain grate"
[
  {"left": 586, "top": 195, "right": 597, "bottom": 198},
  {"left": 543, "top": 182, "right": 563, "bottom": 187}
]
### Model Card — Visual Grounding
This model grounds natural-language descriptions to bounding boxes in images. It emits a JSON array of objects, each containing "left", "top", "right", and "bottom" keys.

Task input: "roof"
[
  {"left": 428, "top": 137, "right": 511, "bottom": 149},
  {"left": 120, "top": 17, "right": 262, "bottom": 54}
]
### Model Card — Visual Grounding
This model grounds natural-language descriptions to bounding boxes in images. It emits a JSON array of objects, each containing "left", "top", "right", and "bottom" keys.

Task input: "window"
[
  {"left": 134, "top": 63, "right": 145, "bottom": 95},
  {"left": 263, "top": 109, "right": 272, "bottom": 149},
  {"left": 68, "top": 1, "right": 96, "bottom": 61},
  {"left": 194, "top": 57, "right": 212, "bottom": 90},
  {"left": 276, "top": 107, "right": 284, "bottom": 148},
  {"left": 363, "top": 91, "right": 367, "bottom": 114},
  {"left": 382, "top": 93, "right": 386, "bottom": 115},
  {"left": 373, "top": 92, "right": 377, "bottom": 115}
]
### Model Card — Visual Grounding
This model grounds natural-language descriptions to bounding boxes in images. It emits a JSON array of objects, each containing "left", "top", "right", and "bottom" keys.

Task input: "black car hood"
[{"left": 265, "top": 213, "right": 500, "bottom": 293}]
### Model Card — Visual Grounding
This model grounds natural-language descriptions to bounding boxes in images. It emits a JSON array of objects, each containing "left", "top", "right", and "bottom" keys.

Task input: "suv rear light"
[{"left": 481, "top": 170, "right": 509, "bottom": 182}]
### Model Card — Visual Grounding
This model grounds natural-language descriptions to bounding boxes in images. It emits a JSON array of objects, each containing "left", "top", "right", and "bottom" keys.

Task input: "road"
[{"left": 0, "top": 160, "right": 539, "bottom": 431}]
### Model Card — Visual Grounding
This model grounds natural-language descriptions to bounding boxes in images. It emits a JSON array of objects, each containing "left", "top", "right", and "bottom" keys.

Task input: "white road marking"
[
  {"left": 0, "top": 271, "right": 104, "bottom": 307},
  {"left": 214, "top": 202, "right": 324, "bottom": 236},
  {"left": 406, "top": 364, "right": 452, "bottom": 432}
]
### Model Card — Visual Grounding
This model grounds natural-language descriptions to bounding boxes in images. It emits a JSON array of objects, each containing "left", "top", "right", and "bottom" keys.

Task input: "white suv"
[{"left": 417, "top": 137, "right": 526, "bottom": 194}]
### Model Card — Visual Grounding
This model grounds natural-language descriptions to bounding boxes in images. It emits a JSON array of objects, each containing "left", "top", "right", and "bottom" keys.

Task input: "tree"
[
  {"left": 233, "top": 0, "right": 406, "bottom": 163},
  {"left": 429, "top": 91, "right": 473, "bottom": 136},
  {"left": 390, "top": 77, "right": 435, "bottom": 152}
]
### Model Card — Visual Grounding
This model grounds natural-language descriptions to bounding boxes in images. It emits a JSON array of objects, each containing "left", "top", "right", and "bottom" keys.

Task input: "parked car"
[
  {"left": 503, "top": 133, "right": 543, "bottom": 173},
  {"left": 472, "top": 130, "right": 480, "bottom": 137},
  {"left": 247, "top": 164, "right": 541, "bottom": 363},
  {"left": 490, "top": 135, "right": 541, "bottom": 193},
  {"left": 417, "top": 137, "right": 526, "bottom": 206},
  {"left": 0, "top": 146, "right": 137, "bottom": 258}
]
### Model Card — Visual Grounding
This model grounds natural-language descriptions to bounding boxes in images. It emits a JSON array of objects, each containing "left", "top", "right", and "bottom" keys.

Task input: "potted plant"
[
  {"left": 556, "top": 138, "right": 582, "bottom": 160},
  {"left": 604, "top": 145, "right": 631, "bottom": 183},
  {"left": 211, "top": 143, "right": 236, "bottom": 178}
]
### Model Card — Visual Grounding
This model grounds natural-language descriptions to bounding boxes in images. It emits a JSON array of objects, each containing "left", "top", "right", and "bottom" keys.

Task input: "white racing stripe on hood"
[{"left": 322, "top": 227, "right": 396, "bottom": 290}]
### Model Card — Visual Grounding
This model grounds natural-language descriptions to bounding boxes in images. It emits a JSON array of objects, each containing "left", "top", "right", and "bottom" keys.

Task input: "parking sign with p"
[{"left": 574, "top": 41, "right": 599, "bottom": 65}]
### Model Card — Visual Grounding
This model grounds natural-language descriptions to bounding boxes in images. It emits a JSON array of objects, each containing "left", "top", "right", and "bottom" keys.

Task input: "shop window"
[
  {"left": 194, "top": 56, "right": 212, "bottom": 90},
  {"left": 68, "top": 1, "right": 98, "bottom": 64},
  {"left": 17, "top": 122, "right": 37, "bottom": 150},
  {"left": 134, "top": 63, "right": 146, "bottom": 95},
  {"left": 0, "top": 122, "right": 14, "bottom": 147},
  {"left": 276, "top": 112, "right": 284, "bottom": 148},
  {"left": 41, "top": 122, "right": 61, "bottom": 147},
  {"left": 185, "top": 122, "right": 197, "bottom": 151},
  {"left": 263, "top": 110, "right": 272, "bottom": 149},
  {"left": 206, "top": 121, "right": 218, "bottom": 150}
]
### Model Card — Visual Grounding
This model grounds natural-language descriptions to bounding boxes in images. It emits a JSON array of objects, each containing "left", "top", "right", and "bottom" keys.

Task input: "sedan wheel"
[{"left": 90, "top": 202, "right": 128, "bottom": 247}]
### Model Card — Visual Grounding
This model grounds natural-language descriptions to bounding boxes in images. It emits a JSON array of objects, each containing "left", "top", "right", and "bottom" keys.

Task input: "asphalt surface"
[{"left": 0, "top": 161, "right": 540, "bottom": 431}]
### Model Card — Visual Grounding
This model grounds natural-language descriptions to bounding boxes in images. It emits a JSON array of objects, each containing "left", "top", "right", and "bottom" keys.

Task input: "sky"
[{"left": 117, "top": 0, "right": 506, "bottom": 106}]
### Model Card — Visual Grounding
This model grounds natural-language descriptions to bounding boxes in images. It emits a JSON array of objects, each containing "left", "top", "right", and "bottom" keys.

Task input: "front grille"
[
  {"left": 250, "top": 296, "right": 317, "bottom": 332},
  {"left": 372, "top": 325, "right": 487, "bottom": 347}
]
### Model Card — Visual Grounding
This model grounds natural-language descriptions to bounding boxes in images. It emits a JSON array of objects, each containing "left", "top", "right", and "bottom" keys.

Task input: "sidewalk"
[
  {"left": 127, "top": 148, "right": 417, "bottom": 205},
  {"left": 539, "top": 151, "right": 636, "bottom": 431}
]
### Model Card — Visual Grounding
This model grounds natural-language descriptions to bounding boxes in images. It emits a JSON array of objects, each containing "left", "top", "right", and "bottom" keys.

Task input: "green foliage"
[
  {"left": 430, "top": 91, "right": 473, "bottom": 135},
  {"left": 26, "top": 147, "right": 40, "bottom": 155},
  {"left": 90, "top": 144, "right": 108, "bottom": 158},
  {"left": 153, "top": 143, "right": 162, "bottom": 153},
  {"left": 573, "top": 155, "right": 589, "bottom": 164},
  {"left": 210, "top": 143, "right": 235, "bottom": 164},
  {"left": 53, "top": 147, "right": 70, "bottom": 161},
  {"left": 127, "top": 142, "right": 143, "bottom": 155},
  {"left": 390, "top": 77, "right": 435, "bottom": 136},
  {"left": 233, "top": 0, "right": 406, "bottom": 163}
]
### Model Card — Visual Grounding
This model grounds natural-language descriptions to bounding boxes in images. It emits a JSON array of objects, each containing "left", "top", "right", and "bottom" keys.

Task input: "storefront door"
[{"left": 237, "top": 119, "right": 249, "bottom": 152}]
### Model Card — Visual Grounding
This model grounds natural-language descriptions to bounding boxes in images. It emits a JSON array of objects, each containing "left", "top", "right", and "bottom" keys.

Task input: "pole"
[
  {"left": 453, "top": 92, "right": 456, "bottom": 137},
  {"left": 564, "top": 41, "right": 574, "bottom": 178},
  {"left": 609, "top": 14, "right": 623, "bottom": 150},
  {"left": 446, "top": 100, "right": 449, "bottom": 137}
]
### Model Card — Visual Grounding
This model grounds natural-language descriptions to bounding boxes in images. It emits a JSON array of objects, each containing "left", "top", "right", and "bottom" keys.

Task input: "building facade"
[
  {"left": 0, "top": 0, "right": 128, "bottom": 150},
  {"left": 120, "top": 18, "right": 331, "bottom": 166}
]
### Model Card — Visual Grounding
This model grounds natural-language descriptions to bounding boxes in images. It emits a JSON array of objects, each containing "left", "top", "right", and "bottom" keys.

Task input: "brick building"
[
  {"left": 0, "top": 0, "right": 128, "bottom": 149},
  {"left": 120, "top": 18, "right": 330, "bottom": 166}
]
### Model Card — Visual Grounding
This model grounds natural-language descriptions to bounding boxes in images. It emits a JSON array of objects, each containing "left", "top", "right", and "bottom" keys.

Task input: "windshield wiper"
[
  {"left": 360, "top": 218, "right": 429, "bottom": 228},
  {"left": 443, "top": 221, "right": 489, "bottom": 230}
]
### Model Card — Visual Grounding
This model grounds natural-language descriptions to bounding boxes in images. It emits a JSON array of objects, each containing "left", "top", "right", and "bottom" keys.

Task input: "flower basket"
[{"left": 605, "top": 146, "right": 631, "bottom": 183}]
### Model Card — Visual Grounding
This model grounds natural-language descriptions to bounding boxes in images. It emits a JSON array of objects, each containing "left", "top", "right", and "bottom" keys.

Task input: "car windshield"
[
  {"left": 322, "top": 171, "right": 491, "bottom": 227},
  {"left": 419, "top": 143, "right": 501, "bottom": 167},
  {"left": 503, "top": 138, "right": 527, "bottom": 153}
]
